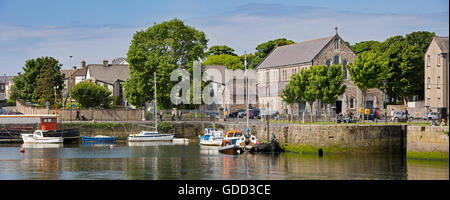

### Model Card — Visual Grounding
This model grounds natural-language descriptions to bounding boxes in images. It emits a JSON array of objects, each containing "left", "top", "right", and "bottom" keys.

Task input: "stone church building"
[{"left": 256, "top": 30, "right": 384, "bottom": 117}]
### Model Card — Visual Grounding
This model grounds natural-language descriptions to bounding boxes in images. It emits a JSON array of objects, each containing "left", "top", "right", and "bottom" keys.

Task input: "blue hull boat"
[{"left": 81, "top": 136, "right": 118, "bottom": 142}]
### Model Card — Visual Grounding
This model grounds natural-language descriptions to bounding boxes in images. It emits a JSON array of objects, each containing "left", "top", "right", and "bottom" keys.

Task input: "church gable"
[{"left": 312, "top": 34, "right": 357, "bottom": 67}]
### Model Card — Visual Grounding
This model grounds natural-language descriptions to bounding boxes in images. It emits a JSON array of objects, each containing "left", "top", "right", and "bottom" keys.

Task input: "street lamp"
[{"left": 383, "top": 79, "right": 388, "bottom": 124}]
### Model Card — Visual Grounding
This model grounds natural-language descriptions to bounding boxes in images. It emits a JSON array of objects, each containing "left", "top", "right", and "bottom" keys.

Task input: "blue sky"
[{"left": 0, "top": 0, "right": 448, "bottom": 75}]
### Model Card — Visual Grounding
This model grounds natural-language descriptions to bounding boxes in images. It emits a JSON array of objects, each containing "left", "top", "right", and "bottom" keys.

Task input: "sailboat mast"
[
  {"left": 154, "top": 72, "right": 158, "bottom": 132},
  {"left": 245, "top": 52, "right": 249, "bottom": 132}
]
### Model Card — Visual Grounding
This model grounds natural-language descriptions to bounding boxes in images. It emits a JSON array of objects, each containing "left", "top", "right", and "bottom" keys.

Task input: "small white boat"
[
  {"left": 129, "top": 131, "right": 174, "bottom": 142},
  {"left": 21, "top": 130, "right": 63, "bottom": 144},
  {"left": 199, "top": 129, "right": 224, "bottom": 146}
]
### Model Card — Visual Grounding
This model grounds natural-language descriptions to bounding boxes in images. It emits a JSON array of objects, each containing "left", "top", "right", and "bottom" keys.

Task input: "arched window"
[
  {"left": 349, "top": 97, "right": 355, "bottom": 109},
  {"left": 333, "top": 55, "right": 340, "bottom": 65},
  {"left": 334, "top": 38, "right": 339, "bottom": 49},
  {"left": 342, "top": 60, "right": 348, "bottom": 79},
  {"left": 326, "top": 60, "right": 331, "bottom": 67}
]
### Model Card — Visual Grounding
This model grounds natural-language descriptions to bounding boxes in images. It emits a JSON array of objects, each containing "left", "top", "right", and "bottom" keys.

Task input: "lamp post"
[{"left": 383, "top": 79, "right": 388, "bottom": 124}]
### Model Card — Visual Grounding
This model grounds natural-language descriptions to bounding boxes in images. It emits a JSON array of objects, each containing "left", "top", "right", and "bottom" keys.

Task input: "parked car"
[
  {"left": 423, "top": 112, "right": 440, "bottom": 120},
  {"left": 228, "top": 109, "right": 244, "bottom": 118},
  {"left": 391, "top": 112, "right": 414, "bottom": 122},
  {"left": 0, "top": 108, "right": 7, "bottom": 115},
  {"left": 261, "top": 110, "right": 280, "bottom": 118},
  {"left": 237, "top": 111, "right": 246, "bottom": 118},
  {"left": 249, "top": 109, "right": 260, "bottom": 119}
]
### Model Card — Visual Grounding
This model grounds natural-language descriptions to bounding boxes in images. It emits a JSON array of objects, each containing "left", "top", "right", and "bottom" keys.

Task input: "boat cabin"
[
  {"left": 40, "top": 116, "right": 57, "bottom": 131},
  {"left": 224, "top": 130, "right": 243, "bottom": 138}
]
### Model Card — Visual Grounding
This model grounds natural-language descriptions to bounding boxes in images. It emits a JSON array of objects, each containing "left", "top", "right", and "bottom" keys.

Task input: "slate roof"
[
  {"left": 257, "top": 35, "right": 334, "bottom": 69},
  {"left": 87, "top": 64, "right": 130, "bottom": 84},
  {"left": 434, "top": 36, "right": 449, "bottom": 53},
  {"left": 112, "top": 57, "right": 128, "bottom": 65}
]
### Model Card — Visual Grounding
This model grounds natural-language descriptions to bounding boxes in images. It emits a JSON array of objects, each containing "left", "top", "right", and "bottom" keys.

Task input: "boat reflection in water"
[
  {"left": 21, "top": 143, "right": 63, "bottom": 149},
  {"left": 199, "top": 145, "right": 220, "bottom": 155},
  {"left": 81, "top": 142, "right": 116, "bottom": 148},
  {"left": 127, "top": 141, "right": 175, "bottom": 147}
]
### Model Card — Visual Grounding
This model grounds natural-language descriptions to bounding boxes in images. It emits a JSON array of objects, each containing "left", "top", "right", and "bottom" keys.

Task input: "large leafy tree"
[
  {"left": 124, "top": 18, "right": 208, "bottom": 109},
  {"left": 71, "top": 81, "right": 112, "bottom": 109},
  {"left": 405, "top": 31, "right": 436, "bottom": 55},
  {"left": 206, "top": 45, "right": 237, "bottom": 56},
  {"left": 239, "top": 53, "right": 262, "bottom": 69},
  {"left": 255, "top": 38, "right": 295, "bottom": 59},
  {"left": 316, "top": 65, "right": 347, "bottom": 120},
  {"left": 347, "top": 51, "right": 389, "bottom": 119},
  {"left": 350, "top": 40, "right": 381, "bottom": 55},
  {"left": 12, "top": 56, "right": 64, "bottom": 104},
  {"left": 202, "top": 54, "right": 243, "bottom": 70}
]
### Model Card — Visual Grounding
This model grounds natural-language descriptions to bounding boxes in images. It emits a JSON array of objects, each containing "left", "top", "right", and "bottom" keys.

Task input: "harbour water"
[{"left": 0, "top": 142, "right": 448, "bottom": 180}]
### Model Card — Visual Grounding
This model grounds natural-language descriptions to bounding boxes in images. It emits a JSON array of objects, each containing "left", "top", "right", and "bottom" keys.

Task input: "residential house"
[
  {"left": 424, "top": 36, "right": 449, "bottom": 115},
  {"left": 256, "top": 29, "right": 384, "bottom": 116},
  {"left": 85, "top": 59, "right": 130, "bottom": 106},
  {"left": 0, "top": 76, "right": 16, "bottom": 100},
  {"left": 61, "top": 61, "right": 87, "bottom": 104}
]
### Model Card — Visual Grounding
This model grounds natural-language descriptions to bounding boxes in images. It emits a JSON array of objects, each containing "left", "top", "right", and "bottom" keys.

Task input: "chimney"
[
  {"left": 103, "top": 59, "right": 108, "bottom": 67},
  {"left": 72, "top": 66, "right": 77, "bottom": 71},
  {"left": 81, "top": 60, "right": 86, "bottom": 68}
]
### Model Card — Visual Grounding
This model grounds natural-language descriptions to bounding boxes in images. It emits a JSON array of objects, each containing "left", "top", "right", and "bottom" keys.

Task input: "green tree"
[
  {"left": 202, "top": 54, "right": 243, "bottom": 70},
  {"left": 206, "top": 45, "right": 237, "bottom": 56},
  {"left": 239, "top": 53, "right": 262, "bottom": 69},
  {"left": 316, "top": 65, "right": 347, "bottom": 120},
  {"left": 124, "top": 18, "right": 208, "bottom": 109},
  {"left": 281, "top": 74, "right": 303, "bottom": 121},
  {"left": 350, "top": 40, "right": 381, "bottom": 55},
  {"left": 12, "top": 56, "right": 64, "bottom": 104},
  {"left": 405, "top": 31, "right": 436, "bottom": 55},
  {"left": 382, "top": 40, "right": 424, "bottom": 104},
  {"left": 347, "top": 52, "right": 389, "bottom": 119},
  {"left": 255, "top": 38, "right": 295, "bottom": 59},
  {"left": 71, "top": 81, "right": 112, "bottom": 109}
]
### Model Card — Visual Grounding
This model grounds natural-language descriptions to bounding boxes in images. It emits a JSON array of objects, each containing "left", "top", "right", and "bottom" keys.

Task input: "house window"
[
  {"left": 427, "top": 55, "right": 430, "bottom": 67},
  {"left": 326, "top": 60, "right": 331, "bottom": 67},
  {"left": 333, "top": 55, "right": 340, "bottom": 65},
  {"left": 427, "top": 77, "right": 431, "bottom": 89},
  {"left": 350, "top": 97, "right": 355, "bottom": 109},
  {"left": 265, "top": 71, "right": 269, "bottom": 83},
  {"left": 282, "top": 69, "right": 287, "bottom": 81},
  {"left": 437, "top": 54, "right": 441, "bottom": 66},
  {"left": 342, "top": 60, "right": 348, "bottom": 79},
  {"left": 334, "top": 38, "right": 339, "bottom": 49},
  {"left": 437, "top": 76, "right": 440, "bottom": 89},
  {"left": 292, "top": 68, "right": 297, "bottom": 75},
  {"left": 273, "top": 70, "right": 278, "bottom": 82}
]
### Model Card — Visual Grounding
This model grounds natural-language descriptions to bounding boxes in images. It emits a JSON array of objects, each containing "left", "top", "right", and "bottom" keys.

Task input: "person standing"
[
  {"left": 159, "top": 110, "right": 163, "bottom": 121},
  {"left": 76, "top": 110, "right": 81, "bottom": 121}
]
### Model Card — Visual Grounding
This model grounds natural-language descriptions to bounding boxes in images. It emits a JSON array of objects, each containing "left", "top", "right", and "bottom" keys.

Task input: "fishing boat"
[
  {"left": 221, "top": 130, "right": 244, "bottom": 146},
  {"left": 128, "top": 72, "right": 174, "bottom": 142},
  {"left": 199, "top": 128, "right": 224, "bottom": 146},
  {"left": 249, "top": 139, "right": 284, "bottom": 153},
  {"left": 81, "top": 135, "right": 118, "bottom": 142},
  {"left": 199, "top": 127, "right": 218, "bottom": 142},
  {"left": 21, "top": 130, "right": 63, "bottom": 144}
]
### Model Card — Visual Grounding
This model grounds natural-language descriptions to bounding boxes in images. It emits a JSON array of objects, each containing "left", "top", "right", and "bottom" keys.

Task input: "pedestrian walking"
[
  {"left": 171, "top": 109, "right": 176, "bottom": 121},
  {"left": 159, "top": 110, "right": 163, "bottom": 121},
  {"left": 76, "top": 110, "right": 81, "bottom": 121}
]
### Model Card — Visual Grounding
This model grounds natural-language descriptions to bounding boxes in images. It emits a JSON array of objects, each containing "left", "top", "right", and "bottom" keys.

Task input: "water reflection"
[{"left": 0, "top": 143, "right": 447, "bottom": 180}]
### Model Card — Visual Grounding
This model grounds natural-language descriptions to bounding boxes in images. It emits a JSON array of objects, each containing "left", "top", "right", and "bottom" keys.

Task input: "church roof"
[{"left": 257, "top": 35, "right": 335, "bottom": 69}]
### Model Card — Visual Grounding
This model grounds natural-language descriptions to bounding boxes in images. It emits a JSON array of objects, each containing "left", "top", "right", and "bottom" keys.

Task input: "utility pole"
[{"left": 69, "top": 56, "right": 72, "bottom": 121}]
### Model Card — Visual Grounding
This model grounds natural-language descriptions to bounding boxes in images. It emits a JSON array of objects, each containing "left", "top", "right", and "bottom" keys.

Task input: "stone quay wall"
[
  {"left": 407, "top": 126, "right": 449, "bottom": 159},
  {"left": 225, "top": 123, "right": 407, "bottom": 154}
]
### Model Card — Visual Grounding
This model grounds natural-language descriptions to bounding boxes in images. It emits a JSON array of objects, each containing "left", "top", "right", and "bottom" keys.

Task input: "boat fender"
[
  {"left": 110, "top": 145, "right": 114, "bottom": 149},
  {"left": 20, "top": 148, "right": 25, "bottom": 153}
]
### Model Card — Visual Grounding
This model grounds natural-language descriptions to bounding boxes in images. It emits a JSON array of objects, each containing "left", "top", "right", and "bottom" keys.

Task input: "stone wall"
[
  {"left": 225, "top": 123, "right": 406, "bottom": 154},
  {"left": 407, "top": 126, "right": 449, "bottom": 155}
]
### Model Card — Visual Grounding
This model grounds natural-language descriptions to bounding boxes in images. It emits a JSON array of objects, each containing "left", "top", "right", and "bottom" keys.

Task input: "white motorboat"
[
  {"left": 21, "top": 130, "right": 63, "bottom": 144},
  {"left": 129, "top": 131, "right": 174, "bottom": 142},
  {"left": 200, "top": 130, "right": 224, "bottom": 146}
]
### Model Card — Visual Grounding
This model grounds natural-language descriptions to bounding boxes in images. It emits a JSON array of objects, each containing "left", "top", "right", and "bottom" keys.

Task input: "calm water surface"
[{"left": 0, "top": 142, "right": 448, "bottom": 180}]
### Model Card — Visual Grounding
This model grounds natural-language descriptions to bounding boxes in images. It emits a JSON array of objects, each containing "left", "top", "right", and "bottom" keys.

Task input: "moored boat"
[
  {"left": 199, "top": 129, "right": 224, "bottom": 146},
  {"left": 129, "top": 131, "right": 174, "bottom": 142},
  {"left": 81, "top": 135, "right": 118, "bottom": 142},
  {"left": 21, "top": 130, "right": 63, "bottom": 144},
  {"left": 218, "top": 144, "right": 244, "bottom": 155}
]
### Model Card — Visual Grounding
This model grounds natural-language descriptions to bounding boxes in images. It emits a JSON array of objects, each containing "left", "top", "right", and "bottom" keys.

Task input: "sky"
[{"left": 0, "top": 0, "right": 448, "bottom": 75}]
